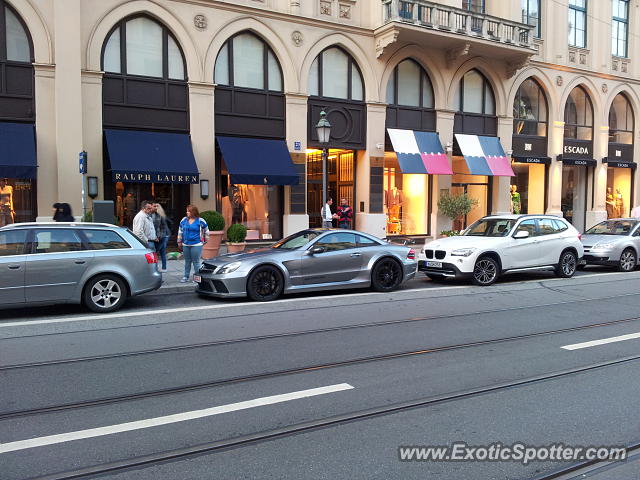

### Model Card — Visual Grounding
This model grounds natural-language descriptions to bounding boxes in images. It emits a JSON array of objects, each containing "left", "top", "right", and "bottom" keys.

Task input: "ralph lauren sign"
[{"left": 112, "top": 172, "right": 199, "bottom": 184}]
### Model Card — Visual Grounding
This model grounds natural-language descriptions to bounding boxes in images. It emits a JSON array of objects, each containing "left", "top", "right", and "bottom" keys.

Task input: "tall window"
[
  {"left": 386, "top": 59, "right": 433, "bottom": 108},
  {"left": 568, "top": 0, "right": 587, "bottom": 48},
  {"left": 454, "top": 69, "right": 495, "bottom": 115},
  {"left": 102, "top": 16, "right": 186, "bottom": 80},
  {"left": 462, "top": 0, "right": 485, "bottom": 13},
  {"left": 521, "top": 0, "right": 541, "bottom": 38},
  {"left": 612, "top": 0, "right": 629, "bottom": 57},
  {"left": 308, "top": 47, "right": 364, "bottom": 101},
  {"left": 564, "top": 86, "right": 593, "bottom": 140},
  {"left": 609, "top": 94, "right": 633, "bottom": 144},
  {"left": 513, "top": 78, "right": 547, "bottom": 136},
  {"left": 214, "top": 32, "right": 283, "bottom": 91}
]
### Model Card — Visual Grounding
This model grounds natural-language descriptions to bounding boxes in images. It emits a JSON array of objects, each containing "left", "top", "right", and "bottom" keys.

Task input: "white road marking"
[
  {"left": 561, "top": 332, "right": 640, "bottom": 350},
  {"left": 0, "top": 383, "right": 354, "bottom": 454}
]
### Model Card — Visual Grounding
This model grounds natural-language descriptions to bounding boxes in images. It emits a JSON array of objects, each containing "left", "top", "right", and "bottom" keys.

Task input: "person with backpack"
[{"left": 177, "top": 204, "right": 209, "bottom": 283}]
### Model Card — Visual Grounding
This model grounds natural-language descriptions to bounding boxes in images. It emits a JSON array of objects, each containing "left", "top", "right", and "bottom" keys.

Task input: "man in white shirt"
[
  {"left": 631, "top": 205, "right": 640, "bottom": 219},
  {"left": 321, "top": 198, "right": 335, "bottom": 228},
  {"left": 133, "top": 201, "right": 158, "bottom": 249}
]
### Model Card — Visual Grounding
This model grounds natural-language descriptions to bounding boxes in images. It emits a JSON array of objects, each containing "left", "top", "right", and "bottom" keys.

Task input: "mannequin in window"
[
  {"left": 615, "top": 188, "right": 625, "bottom": 218},
  {"left": 606, "top": 187, "right": 617, "bottom": 218},
  {"left": 510, "top": 185, "right": 521, "bottom": 215},
  {"left": 0, "top": 178, "right": 14, "bottom": 227},
  {"left": 385, "top": 186, "right": 403, "bottom": 234},
  {"left": 230, "top": 183, "right": 248, "bottom": 224}
]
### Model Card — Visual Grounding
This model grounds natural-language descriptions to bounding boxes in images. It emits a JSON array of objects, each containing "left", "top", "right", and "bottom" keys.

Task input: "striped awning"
[
  {"left": 387, "top": 129, "right": 453, "bottom": 175},
  {"left": 455, "top": 134, "right": 514, "bottom": 176}
]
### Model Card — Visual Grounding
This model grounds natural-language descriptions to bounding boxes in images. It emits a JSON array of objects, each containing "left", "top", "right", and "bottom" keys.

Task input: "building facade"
[{"left": 0, "top": 0, "right": 639, "bottom": 240}]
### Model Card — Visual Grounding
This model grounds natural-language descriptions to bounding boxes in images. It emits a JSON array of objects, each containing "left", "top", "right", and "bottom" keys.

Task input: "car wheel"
[
  {"left": 83, "top": 274, "right": 127, "bottom": 313},
  {"left": 618, "top": 248, "right": 637, "bottom": 272},
  {"left": 247, "top": 265, "right": 284, "bottom": 301},
  {"left": 371, "top": 258, "right": 403, "bottom": 292},
  {"left": 427, "top": 274, "right": 446, "bottom": 282},
  {"left": 472, "top": 257, "right": 499, "bottom": 286},
  {"left": 555, "top": 250, "right": 577, "bottom": 278}
]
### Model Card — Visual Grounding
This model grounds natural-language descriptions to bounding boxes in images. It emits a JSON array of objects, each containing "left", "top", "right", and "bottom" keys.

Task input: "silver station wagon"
[{"left": 0, "top": 223, "right": 162, "bottom": 313}]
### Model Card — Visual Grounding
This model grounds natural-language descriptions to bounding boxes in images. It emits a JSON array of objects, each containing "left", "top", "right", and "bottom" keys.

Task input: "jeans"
[
  {"left": 338, "top": 221, "right": 350, "bottom": 229},
  {"left": 156, "top": 236, "right": 169, "bottom": 269},
  {"left": 183, "top": 244, "right": 203, "bottom": 279}
]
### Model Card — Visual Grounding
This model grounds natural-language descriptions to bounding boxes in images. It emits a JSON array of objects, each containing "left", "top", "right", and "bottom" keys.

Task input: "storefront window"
[
  {"left": 454, "top": 70, "right": 495, "bottom": 115},
  {"left": 0, "top": 177, "right": 36, "bottom": 226},
  {"left": 606, "top": 167, "right": 632, "bottom": 218},
  {"left": 383, "top": 152, "right": 430, "bottom": 235},
  {"left": 564, "top": 86, "right": 593, "bottom": 140},
  {"left": 513, "top": 78, "right": 547, "bottom": 136},
  {"left": 609, "top": 93, "right": 633, "bottom": 144},
  {"left": 511, "top": 163, "right": 546, "bottom": 214},
  {"left": 451, "top": 157, "right": 489, "bottom": 229},
  {"left": 386, "top": 59, "right": 434, "bottom": 109},
  {"left": 561, "top": 165, "right": 588, "bottom": 231},
  {"left": 308, "top": 47, "right": 364, "bottom": 101}
]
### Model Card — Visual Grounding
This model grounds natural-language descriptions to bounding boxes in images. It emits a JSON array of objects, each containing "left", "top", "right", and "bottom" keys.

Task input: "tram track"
[{"left": 23, "top": 353, "right": 640, "bottom": 480}]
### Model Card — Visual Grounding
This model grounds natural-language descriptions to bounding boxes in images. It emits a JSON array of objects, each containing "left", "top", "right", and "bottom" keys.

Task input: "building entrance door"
[{"left": 451, "top": 182, "right": 490, "bottom": 229}]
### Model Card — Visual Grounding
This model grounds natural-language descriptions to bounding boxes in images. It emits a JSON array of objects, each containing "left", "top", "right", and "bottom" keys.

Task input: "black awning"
[
  {"left": 104, "top": 129, "right": 199, "bottom": 184},
  {"left": 557, "top": 155, "right": 596, "bottom": 167},
  {"left": 216, "top": 136, "right": 299, "bottom": 185},
  {"left": 603, "top": 158, "right": 637, "bottom": 169},
  {"left": 512, "top": 155, "right": 551, "bottom": 165},
  {"left": 0, "top": 122, "right": 36, "bottom": 178}
]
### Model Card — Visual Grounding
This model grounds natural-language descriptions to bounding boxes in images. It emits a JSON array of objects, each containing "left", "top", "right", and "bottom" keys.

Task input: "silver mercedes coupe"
[
  {"left": 195, "top": 229, "right": 418, "bottom": 301},
  {"left": 580, "top": 219, "right": 640, "bottom": 271}
]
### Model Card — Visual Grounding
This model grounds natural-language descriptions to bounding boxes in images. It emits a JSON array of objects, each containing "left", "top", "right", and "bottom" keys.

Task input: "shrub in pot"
[
  {"left": 226, "top": 223, "right": 248, "bottom": 253},
  {"left": 200, "top": 210, "right": 225, "bottom": 259}
]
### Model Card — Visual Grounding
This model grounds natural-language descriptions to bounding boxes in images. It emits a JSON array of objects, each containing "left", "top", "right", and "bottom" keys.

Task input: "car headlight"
[
  {"left": 451, "top": 248, "right": 477, "bottom": 257},
  {"left": 218, "top": 262, "right": 242, "bottom": 274},
  {"left": 594, "top": 242, "right": 616, "bottom": 249}
]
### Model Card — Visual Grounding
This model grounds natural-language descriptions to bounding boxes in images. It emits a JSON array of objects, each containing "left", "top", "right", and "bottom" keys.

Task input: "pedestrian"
[
  {"left": 321, "top": 197, "right": 335, "bottom": 228},
  {"left": 336, "top": 197, "right": 353, "bottom": 229},
  {"left": 152, "top": 203, "right": 171, "bottom": 272},
  {"left": 53, "top": 202, "right": 74, "bottom": 222},
  {"left": 631, "top": 204, "right": 640, "bottom": 219},
  {"left": 177, "top": 204, "right": 209, "bottom": 283},
  {"left": 0, "top": 178, "right": 14, "bottom": 226},
  {"left": 132, "top": 201, "right": 157, "bottom": 249}
]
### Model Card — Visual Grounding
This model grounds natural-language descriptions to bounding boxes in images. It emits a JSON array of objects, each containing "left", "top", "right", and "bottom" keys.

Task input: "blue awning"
[
  {"left": 216, "top": 136, "right": 299, "bottom": 186},
  {"left": 0, "top": 123, "right": 36, "bottom": 179},
  {"left": 104, "top": 129, "right": 199, "bottom": 184}
]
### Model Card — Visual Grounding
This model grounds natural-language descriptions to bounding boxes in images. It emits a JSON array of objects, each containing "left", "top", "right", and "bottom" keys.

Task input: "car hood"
[
  {"left": 204, "top": 247, "right": 289, "bottom": 264},
  {"left": 425, "top": 235, "right": 499, "bottom": 250},
  {"left": 581, "top": 234, "right": 625, "bottom": 246}
]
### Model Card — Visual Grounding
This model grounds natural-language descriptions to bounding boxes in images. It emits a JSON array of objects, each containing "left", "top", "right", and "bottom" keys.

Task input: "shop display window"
[
  {"left": 561, "top": 165, "right": 588, "bottom": 231},
  {"left": 451, "top": 157, "right": 489, "bottom": 229},
  {"left": 383, "top": 153, "right": 429, "bottom": 235},
  {"left": 511, "top": 163, "right": 546, "bottom": 214},
  {"left": 606, "top": 167, "right": 632, "bottom": 218},
  {"left": 0, "top": 177, "right": 36, "bottom": 226}
]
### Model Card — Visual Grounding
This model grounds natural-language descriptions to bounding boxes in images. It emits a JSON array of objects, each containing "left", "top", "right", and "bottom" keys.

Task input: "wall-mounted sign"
[
  {"left": 607, "top": 143, "right": 633, "bottom": 163},
  {"left": 512, "top": 135, "right": 547, "bottom": 158},
  {"left": 562, "top": 139, "right": 593, "bottom": 160},
  {"left": 112, "top": 172, "right": 199, "bottom": 184},
  {"left": 294, "top": 141, "right": 301, "bottom": 151},
  {"left": 512, "top": 156, "right": 551, "bottom": 165}
]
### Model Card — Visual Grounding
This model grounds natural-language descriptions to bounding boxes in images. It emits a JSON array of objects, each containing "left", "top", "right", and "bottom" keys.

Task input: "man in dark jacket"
[{"left": 336, "top": 198, "right": 353, "bottom": 229}]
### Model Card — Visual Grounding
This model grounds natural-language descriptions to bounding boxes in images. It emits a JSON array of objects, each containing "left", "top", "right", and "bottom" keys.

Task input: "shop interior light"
[
  {"left": 200, "top": 179, "right": 209, "bottom": 199},
  {"left": 87, "top": 176, "right": 98, "bottom": 198}
]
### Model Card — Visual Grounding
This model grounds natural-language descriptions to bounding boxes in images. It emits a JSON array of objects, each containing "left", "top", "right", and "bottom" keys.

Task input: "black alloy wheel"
[
  {"left": 247, "top": 265, "right": 284, "bottom": 301},
  {"left": 371, "top": 258, "right": 403, "bottom": 292},
  {"left": 555, "top": 250, "right": 577, "bottom": 278},
  {"left": 83, "top": 274, "right": 127, "bottom": 313},
  {"left": 618, "top": 248, "right": 637, "bottom": 272},
  {"left": 472, "top": 257, "right": 499, "bottom": 286}
]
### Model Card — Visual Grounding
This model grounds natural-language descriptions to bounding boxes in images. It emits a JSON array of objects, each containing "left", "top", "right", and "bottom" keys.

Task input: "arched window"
[
  {"left": 214, "top": 32, "right": 283, "bottom": 91},
  {"left": 3, "top": 5, "right": 31, "bottom": 62},
  {"left": 609, "top": 93, "right": 633, "bottom": 144},
  {"left": 102, "top": 16, "right": 186, "bottom": 80},
  {"left": 308, "top": 47, "right": 364, "bottom": 101},
  {"left": 454, "top": 69, "right": 495, "bottom": 115},
  {"left": 386, "top": 59, "right": 433, "bottom": 108},
  {"left": 513, "top": 78, "right": 548, "bottom": 136},
  {"left": 564, "top": 86, "right": 593, "bottom": 140}
]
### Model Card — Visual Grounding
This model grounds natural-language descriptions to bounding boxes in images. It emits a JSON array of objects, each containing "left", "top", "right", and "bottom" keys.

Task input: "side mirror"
[
  {"left": 513, "top": 230, "right": 530, "bottom": 239},
  {"left": 309, "top": 246, "right": 326, "bottom": 255}
]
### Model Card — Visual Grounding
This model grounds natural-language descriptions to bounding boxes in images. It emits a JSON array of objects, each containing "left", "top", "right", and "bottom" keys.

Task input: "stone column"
[
  {"left": 34, "top": 63, "right": 56, "bottom": 220},
  {"left": 188, "top": 82, "right": 216, "bottom": 213},
  {"left": 433, "top": 109, "right": 455, "bottom": 236},
  {"left": 81, "top": 70, "right": 104, "bottom": 207},
  {"left": 284, "top": 93, "right": 309, "bottom": 236},
  {"left": 546, "top": 120, "right": 564, "bottom": 217},
  {"left": 586, "top": 125, "right": 609, "bottom": 228},
  {"left": 54, "top": 0, "right": 84, "bottom": 219},
  {"left": 492, "top": 115, "right": 514, "bottom": 215}
]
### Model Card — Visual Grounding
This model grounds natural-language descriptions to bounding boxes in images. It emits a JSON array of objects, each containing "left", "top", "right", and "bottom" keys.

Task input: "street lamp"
[{"left": 315, "top": 110, "right": 332, "bottom": 213}]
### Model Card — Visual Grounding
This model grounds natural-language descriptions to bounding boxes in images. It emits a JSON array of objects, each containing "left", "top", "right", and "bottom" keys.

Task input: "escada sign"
[{"left": 563, "top": 145, "right": 590, "bottom": 155}]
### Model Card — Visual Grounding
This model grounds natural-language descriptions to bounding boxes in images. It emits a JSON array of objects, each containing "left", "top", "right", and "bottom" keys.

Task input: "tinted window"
[
  {"left": 33, "top": 229, "right": 83, "bottom": 254},
  {"left": 316, "top": 233, "right": 357, "bottom": 252},
  {"left": 515, "top": 220, "right": 537, "bottom": 236},
  {"left": 585, "top": 220, "right": 637, "bottom": 235},
  {"left": 0, "top": 229, "right": 27, "bottom": 256},
  {"left": 465, "top": 219, "right": 516, "bottom": 237},
  {"left": 538, "top": 218, "right": 558, "bottom": 235},
  {"left": 84, "top": 230, "right": 130, "bottom": 250},
  {"left": 552, "top": 219, "right": 569, "bottom": 232},
  {"left": 272, "top": 231, "right": 321, "bottom": 249},
  {"left": 356, "top": 235, "right": 379, "bottom": 247}
]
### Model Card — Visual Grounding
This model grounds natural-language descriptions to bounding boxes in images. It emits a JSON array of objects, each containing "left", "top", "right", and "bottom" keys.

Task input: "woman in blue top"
[{"left": 177, "top": 205, "right": 209, "bottom": 282}]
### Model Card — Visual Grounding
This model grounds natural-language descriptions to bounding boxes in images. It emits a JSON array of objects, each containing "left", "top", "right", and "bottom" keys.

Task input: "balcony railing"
[{"left": 382, "top": 0, "right": 535, "bottom": 50}]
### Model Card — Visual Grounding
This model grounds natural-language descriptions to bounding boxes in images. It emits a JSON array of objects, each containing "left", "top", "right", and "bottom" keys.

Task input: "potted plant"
[
  {"left": 226, "top": 223, "right": 248, "bottom": 253},
  {"left": 200, "top": 210, "right": 225, "bottom": 259},
  {"left": 437, "top": 192, "right": 478, "bottom": 235}
]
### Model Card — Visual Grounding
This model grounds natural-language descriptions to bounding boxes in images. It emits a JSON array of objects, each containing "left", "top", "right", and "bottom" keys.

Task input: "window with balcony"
[
  {"left": 568, "top": 0, "right": 587, "bottom": 48},
  {"left": 308, "top": 47, "right": 364, "bottom": 101},
  {"left": 462, "top": 0, "right": 485, "bottom": 13},
  {"left": 521, "top": 0, "right": 541, "bottom": 38},
  {"left": 609, "top": 93, "right": 633, "bottom": 144},
  {"left": 564, "top": 86, "right": 592, "bottom": 140},
  {"left": 513, "top": 78, "right": 547, "bottom": 137},
  {"left": 612, "top": 0, "right": 629, "bottom": 57}
]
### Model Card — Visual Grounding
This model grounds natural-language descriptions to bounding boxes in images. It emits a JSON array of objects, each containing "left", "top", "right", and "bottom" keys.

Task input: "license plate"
[
  {"left": 193, "top": 275, "right": 201, "bottom": 283},
  {"left": 426, "top": 261, "right": 442, "bottom": 268}
]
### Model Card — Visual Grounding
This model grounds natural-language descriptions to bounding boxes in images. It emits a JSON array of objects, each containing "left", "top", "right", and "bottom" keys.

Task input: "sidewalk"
[{"left": 155, "top": 249, "right": 227, "bottom": 295}]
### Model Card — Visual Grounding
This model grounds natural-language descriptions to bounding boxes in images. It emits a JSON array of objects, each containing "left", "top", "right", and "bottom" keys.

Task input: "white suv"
[{"left": 418, "top": 215, "right": 583, "bottom": 286}]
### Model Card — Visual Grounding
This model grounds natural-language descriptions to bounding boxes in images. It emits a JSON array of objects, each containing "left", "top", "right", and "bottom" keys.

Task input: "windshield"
[
  {"left": 463, "top": 219, "right": 516, "bottom": 237},
  {"left": 271, "top": 230, "right": 322, "bottom": 249},
  {"left": 585, "top": 220, "right": 637, "bottom": 236}
]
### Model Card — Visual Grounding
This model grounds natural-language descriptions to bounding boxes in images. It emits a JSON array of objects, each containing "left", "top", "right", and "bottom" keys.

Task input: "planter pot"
[
  {"left": 202, "top": 230, "right": 223, "bottom": 259},
  {"left": 226, "top": 242, "right": 246, "bottom": 254}
]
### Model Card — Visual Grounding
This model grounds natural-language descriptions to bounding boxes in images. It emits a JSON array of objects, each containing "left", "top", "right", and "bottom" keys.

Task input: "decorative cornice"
[
  {"left": 374, "top": 26, "right": 400, "bottom": 58},
  {"left": 505, "top": 55, "right": 532, "bottom": 79},
  {"left": 446, "top": 43, "right": 471, "bottom": 68}
]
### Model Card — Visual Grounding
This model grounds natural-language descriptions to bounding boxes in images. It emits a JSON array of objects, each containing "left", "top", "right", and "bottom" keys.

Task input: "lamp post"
[{"left": 315, "top": 110, "right": 332, "bottom": 212}]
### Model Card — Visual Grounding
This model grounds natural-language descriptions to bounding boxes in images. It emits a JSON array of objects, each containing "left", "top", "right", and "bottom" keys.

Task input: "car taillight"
[
  {"left": 407, "top": 248, "right": 416, "bottom": 260},
  {"left": 145, "top": 252, "right": 158, "bottom": 264},
  {"left": 578, "top": 233, "right": 582, "bottom": 240}
]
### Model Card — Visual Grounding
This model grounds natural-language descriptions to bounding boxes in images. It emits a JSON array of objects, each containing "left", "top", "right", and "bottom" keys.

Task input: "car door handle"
[
  {"left": 350, "top": 253, "right": 362, "bottom": 257},
  {"left": 74, "top": 260, "right": 86, "bottom": 265},
  {"left": 8, "top": 265, "right": 20, "bottom": 270}
]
